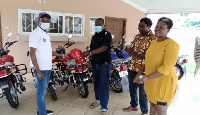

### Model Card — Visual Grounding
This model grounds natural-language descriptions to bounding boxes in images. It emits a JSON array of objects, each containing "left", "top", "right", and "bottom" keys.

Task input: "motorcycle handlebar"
[
  {"left": 9, "top": 41, "right": 18, "bottom": 45},
  {"left": 65, "top": 42, "right": 75, "bottom": 48}
]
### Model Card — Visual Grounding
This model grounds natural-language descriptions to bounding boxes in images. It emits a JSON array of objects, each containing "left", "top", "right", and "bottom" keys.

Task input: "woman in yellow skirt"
[{"left": 134, "top": 17, "right": 179, "bottom": 115}]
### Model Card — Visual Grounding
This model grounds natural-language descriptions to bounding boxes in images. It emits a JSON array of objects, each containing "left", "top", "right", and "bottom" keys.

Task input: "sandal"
[
  {"left": 123, "top": 106, "right": 138, "bottom": 112},
  {"left": 101, "top": 111, "right": 108, "bottom": 115},
  {"left": 89, "top": 102, "right": 100, "bottom": 109}
]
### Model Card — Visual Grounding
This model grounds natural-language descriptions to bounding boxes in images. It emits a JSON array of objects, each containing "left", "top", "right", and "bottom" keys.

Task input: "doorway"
[{"left": 105, "top": 16, "right": 126, "bottom": 48}]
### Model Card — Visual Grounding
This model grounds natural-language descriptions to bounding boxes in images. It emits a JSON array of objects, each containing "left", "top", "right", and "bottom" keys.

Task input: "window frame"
[{"left": 18, "top": 9, "right": 85, "bottom": 36}]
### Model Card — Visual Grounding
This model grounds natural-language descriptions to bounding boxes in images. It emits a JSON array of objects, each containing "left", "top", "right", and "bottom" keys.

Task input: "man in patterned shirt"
[{"left": 123, "top": 18, "right": 156, "bottom": 115}]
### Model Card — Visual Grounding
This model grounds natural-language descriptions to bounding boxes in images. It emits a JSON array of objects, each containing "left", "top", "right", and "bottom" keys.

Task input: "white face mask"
[{"left": 40, "top": 22, "right": 50, "bottom": 30}]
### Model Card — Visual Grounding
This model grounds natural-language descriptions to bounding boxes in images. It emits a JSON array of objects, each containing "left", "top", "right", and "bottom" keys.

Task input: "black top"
[{"left": 90, "top": 29, "right": 112, "bottom": 64}]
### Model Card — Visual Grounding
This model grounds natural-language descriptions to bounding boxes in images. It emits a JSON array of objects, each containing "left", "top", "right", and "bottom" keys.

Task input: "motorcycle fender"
[{"left": 0, "top": 77, "right": 9, "bottom": 90}]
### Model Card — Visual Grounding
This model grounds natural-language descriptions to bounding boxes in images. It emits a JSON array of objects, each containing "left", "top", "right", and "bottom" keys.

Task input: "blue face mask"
[
  {"left": 40, "top": 22, "right": 50, "bottom": 30},
  {"left": 94, "top": 26, "right": 103, "bottom": 33}
]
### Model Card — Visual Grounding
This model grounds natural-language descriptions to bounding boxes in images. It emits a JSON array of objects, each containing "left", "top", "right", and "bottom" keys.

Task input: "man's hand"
[
  {"left": 64, "top": 53, "right": 70, "bottom": 58},
  {"left": 82, "top": 51, "right": 90, "bottom": 57},
  {"left": 125, "top": 45, "right": 131, "bottom": 54},
  {"left": 125, "top": 46, "right": 136, "bottom": 57},
  {"left": 37, "top": 70, "right": 44, "bottom": 80}
]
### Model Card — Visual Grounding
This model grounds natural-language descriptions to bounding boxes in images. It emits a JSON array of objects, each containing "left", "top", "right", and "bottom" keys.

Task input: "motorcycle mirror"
[
  {"left": 111, "top": 35, "right": 114, "bottom": 39},
  {"left": 122, "top": 35, "right": 126, "bottom": 39},
  {"left": 7, "top": 32, "right": 12, "bottom": 39},
  {"left": 68, "top": 34, "right": 72, "bottom": 39}
]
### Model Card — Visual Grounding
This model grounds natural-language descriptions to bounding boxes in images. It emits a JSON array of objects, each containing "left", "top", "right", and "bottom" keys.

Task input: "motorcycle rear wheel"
[
  {"left": 175, "top": 64, "right": 184, "bottom": 80},
  {"left": 5, "top": 80, "right": 19, "bottom": 108},
  {"left": 110, "top": 71, "right": 123, "bottom": 93}
]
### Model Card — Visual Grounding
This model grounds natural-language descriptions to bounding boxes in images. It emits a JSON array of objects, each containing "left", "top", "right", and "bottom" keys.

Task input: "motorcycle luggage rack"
[{"left": 15, "top": 64, "right": 27, "bottom": 75}]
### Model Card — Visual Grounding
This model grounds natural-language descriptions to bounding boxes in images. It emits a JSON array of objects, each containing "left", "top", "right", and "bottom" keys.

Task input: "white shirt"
[{"left": 29, "top": 27, "right": 52, "bottom": 70}]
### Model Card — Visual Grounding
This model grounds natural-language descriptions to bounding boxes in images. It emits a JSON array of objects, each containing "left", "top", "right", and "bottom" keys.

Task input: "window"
[{"left": 18, "top": 9, "right": 85, "bottom": 36}]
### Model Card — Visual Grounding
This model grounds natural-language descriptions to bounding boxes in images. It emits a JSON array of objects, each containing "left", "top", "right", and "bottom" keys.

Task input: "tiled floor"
[{"left": 0, "top": 73, "right": 200, "bottom": 115}]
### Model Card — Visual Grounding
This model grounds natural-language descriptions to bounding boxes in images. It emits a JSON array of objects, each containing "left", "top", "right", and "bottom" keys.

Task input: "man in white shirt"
[{"left": 29, "top": 12, "right": 67, "bottom": 115}]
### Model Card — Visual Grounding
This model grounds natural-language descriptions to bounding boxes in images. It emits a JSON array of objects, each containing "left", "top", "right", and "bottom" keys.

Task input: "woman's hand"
[{"left": 137, "top": 75, "right": 149, "bottom": 84}]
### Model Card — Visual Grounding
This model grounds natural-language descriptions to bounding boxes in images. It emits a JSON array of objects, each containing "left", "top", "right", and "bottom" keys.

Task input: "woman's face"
[{"left": 154, "top": 21, "right": 170, "bottom": 38}]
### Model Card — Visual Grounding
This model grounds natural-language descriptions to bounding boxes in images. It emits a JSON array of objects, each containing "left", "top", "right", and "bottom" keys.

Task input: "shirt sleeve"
[
  {"left": 102, "top": 32, "right": 112, "bottom": 47},
  {"left": 157, "top": 41, "right": 179, "bottom": 75},
  {"left": 29, "top": 32, "right": 40, "bottom": 48}
]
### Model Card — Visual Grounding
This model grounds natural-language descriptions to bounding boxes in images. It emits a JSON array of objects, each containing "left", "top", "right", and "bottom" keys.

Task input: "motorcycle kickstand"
[
  {"left": 63, "top": 84, "right": 69, "bottom": 91},
  {"left": 17, "top": 90, "right": 22, "bottom": 94}
]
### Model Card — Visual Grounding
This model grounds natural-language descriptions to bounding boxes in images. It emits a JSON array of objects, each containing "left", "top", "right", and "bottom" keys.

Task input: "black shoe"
[
  {"left": 47, "top": 110, "right": 53, "bottom": 115},
  {"left": 36, "top": 110, "right": 53, "bottom": 115}
]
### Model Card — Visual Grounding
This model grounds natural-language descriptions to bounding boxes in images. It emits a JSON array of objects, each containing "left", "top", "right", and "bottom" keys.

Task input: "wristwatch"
[{"left": 89, "top": 51, "right": 92, "bottom": 56}]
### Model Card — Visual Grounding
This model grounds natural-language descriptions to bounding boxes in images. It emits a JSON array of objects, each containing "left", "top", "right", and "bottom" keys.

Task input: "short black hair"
[
  {"left": 140, "top": 18, "right": 152, "bottom": 27},
  {"left": 96, "top": 18, "right": 104, "bottom": 25},
  {"left": 158, "top": 17, "right": 173, "bottom": 29}
]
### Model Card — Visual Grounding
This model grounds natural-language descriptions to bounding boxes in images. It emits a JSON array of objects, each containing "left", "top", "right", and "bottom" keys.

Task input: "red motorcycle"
[
  {"left": 0, "top": 40, "right": 27, "bottom": 108},
  {"left": 51, "top": 35, "right": 89, "bottom": 98}
]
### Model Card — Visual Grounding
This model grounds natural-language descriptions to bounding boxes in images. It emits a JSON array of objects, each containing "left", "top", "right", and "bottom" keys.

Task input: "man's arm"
[
  {"left": 83, "top": 46, "right": 108, "bottom": 56},
  {"left": 30, "top": 47, "right": 44, "bottom": 80}
]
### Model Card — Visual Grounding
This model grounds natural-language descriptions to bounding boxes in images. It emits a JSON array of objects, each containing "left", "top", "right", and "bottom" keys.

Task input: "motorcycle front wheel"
[
  {"left": 48, "top": 83, "right": 57, "bottom": 101},
  {"left": 77, "top": 73, "right": 89, "bottom": 98},
  {"left": 175, "top": 64, "right": 184, "bottom": 80},
  {"left": 5, "top": 80, "right": 19, "bottom": 108},
  {"left": 110, "top": 71, "right": 123, "bottom": 93}
]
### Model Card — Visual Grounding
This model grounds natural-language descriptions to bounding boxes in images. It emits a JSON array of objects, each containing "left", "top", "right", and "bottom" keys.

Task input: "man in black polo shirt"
[{"left": 83, "top": 18, "right": 112, "bottom": 115}]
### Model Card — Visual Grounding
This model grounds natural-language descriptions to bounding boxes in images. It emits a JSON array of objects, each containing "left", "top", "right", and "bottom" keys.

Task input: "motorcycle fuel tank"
[
  {"left": 0, "top": 55, "right": 14, "bottom": 63},
  {"left": 69, "top": 49, "right": 82, "bottom": 59}
]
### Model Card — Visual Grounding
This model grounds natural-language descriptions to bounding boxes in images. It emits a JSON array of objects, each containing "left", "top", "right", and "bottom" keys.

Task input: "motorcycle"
[
  {"left": 109, "top": 35, "right": 131, "bottom": 93},
  {"left": 51, "top": 34, "right": 89, "bottom": 98},
  {"left": 0, "top": 33, "right": 27, "bottom": 108},
  {"left": 175, "top": 55, "right": 188, "bottom": 80}
]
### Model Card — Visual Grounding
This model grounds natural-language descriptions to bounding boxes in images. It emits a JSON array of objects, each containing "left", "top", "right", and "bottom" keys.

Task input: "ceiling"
[{"left": 121, "top": 0, "right": 200, "bottom": 14}]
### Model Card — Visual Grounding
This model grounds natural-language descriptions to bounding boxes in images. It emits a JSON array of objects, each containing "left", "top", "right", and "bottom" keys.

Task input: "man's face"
[
  {"left": 39, "top": 16, "right": 50, "bottom": 24},
  {"left": 95, "top": 20, "right": 104, "bottom": 29},
  {"left": 138, "top": 22, "right": 150, "bottom": 35}
]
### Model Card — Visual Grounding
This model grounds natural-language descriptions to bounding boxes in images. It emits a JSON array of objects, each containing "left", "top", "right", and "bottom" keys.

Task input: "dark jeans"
[
  {"left": 92, "top": 64, "right": 111, "bottom": 111},
  {"left": 128, "top": 70, "right": 148, "bottom": 114}
]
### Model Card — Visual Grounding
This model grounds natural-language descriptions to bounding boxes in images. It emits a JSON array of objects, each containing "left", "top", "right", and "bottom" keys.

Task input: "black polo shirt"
[{"left": 90, "top": 29, "right": 112, "bottom": 64}]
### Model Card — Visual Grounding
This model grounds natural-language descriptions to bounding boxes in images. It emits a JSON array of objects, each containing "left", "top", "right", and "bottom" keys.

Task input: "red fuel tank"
[
  {"left": 0, "top": 55, "right": 14, "bottom": 63},
  {"left": 69, "top": 49, "right": 82, "bottom": 59},
  {"left": 0, "top": 58, "right": 4, "bottom": 66}
]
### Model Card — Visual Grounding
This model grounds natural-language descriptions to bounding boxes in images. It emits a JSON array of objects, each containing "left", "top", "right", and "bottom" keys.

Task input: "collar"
[{"left": 138, "top": 30, "right": 153, "bottom": 37}]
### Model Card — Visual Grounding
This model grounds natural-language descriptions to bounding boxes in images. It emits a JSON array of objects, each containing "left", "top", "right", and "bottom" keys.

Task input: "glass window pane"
[
  {"left": 22, "top": 13, "right": 32, "bottom": 32},
  {"left": 49, "top": 15, "right": 63, "bottom": 33},
  {"left": 74, "top": 17, "right": 82, "bottom": 34},
  {"left": 33, "top": 13, "right": 39, "bottom": 30},
  {"left": 65, "top": 16, "right": 73, "bottom": 34}
]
